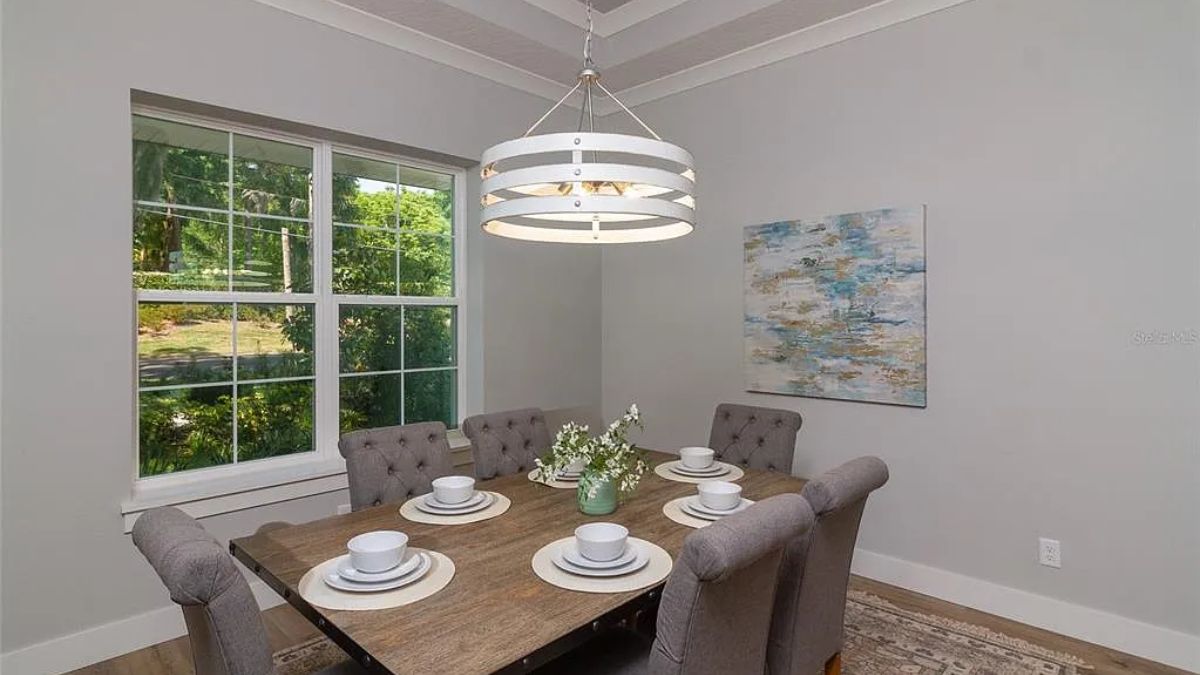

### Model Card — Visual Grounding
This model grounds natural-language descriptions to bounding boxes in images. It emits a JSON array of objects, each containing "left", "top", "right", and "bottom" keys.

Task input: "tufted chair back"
[
  {"left": 133, "top": 507, "right": 275, "bottom": 675},
  {"left": 338, "top": 422, "right": 456, "bottom": 511},
  {"left": 461, "top": 408, "right": 551, "bottom": 480},
  {"left": 647, "top": 494, "right": 815, "bottom": 675},
  {"left": 767, "top": 456, "right": 889, "bottom": 675},
  {"left": 708, "top": 403, "right": 802, "bottom": 473}
]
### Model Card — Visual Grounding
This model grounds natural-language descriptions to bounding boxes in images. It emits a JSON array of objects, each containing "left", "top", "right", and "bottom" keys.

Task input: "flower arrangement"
[{"left": 534, "top": 404, "right": 647, "bottom": 499}]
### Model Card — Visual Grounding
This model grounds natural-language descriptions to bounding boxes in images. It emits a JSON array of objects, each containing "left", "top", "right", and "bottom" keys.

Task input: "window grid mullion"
[{"left": 228, "top": 133, "right": 238, "bottom": 464}]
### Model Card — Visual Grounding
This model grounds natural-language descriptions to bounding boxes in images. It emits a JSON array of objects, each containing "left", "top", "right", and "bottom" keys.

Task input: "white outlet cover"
[{"left": 1038, "top": 538, "right": 1062, "bottom": 568}]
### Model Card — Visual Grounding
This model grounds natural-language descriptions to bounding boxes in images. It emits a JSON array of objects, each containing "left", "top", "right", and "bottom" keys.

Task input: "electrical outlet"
[
  {"left": 1038, "top": 538, "right": 1062, "bottom": 568},
  {"left": 336, "top": 504, "right": 352, "bottom": 515}
]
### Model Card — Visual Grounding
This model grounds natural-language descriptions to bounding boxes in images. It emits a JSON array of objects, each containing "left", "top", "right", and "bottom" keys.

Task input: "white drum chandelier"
[{"left": 480, "top": 1, "right": 695, "bottom": 244}]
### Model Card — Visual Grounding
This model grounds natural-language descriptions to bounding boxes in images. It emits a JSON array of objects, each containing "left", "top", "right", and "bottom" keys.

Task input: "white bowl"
[
  {"left": 431, "top": 475, "right": 475, "bottom": 504},
  {"left": 697, "top": 481, "right": 742, "bottom": 511},
  {"left": 574, "top": 522, "right": 629, "bottom": 562},
  {"left": 347, "top": 531, "right": 408, "bottom": 573},
  {"left": 679, "top": 447, "right": 716, "bottom": 470}
]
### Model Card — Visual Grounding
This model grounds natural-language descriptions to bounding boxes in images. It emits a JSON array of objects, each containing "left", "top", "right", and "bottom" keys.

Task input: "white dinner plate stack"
[
  {"left": 323, "top": 550, "right": 433, "bottom": 593},
  {"left": 678, "top": 495, "right": 754, "bottom": 521},
  {"left": 414, "top": 490, "right": 496, "bottom": 516},
  {"left": 551, "top": 539, "right": 652, "bottom": 578},
  {"left": 669, "top": 462, "right": 732, "bottom": 479}
]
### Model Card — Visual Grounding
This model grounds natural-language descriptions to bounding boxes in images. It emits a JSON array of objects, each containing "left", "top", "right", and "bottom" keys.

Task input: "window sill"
[{"left": 121, "top": 433, "right": 472, "bottom": 533}]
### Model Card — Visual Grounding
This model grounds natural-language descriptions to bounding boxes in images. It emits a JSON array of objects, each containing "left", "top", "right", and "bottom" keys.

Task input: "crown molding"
[
  {"left": 251, "top": 0, "right": 977, "bottom": 115},
  {"left": 252, "top": 0, "right": 574, "bottom": 104},
  {"left": 520, "top": 0, "right": 695, "bottom": 36},
  {"left": 613, "top": 0, "right": 975, "bottom": 109}
]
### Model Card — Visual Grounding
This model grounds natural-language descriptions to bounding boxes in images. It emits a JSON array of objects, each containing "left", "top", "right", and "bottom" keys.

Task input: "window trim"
[{"left": 125, "top": 105, "right": 469, "bottom": 517}]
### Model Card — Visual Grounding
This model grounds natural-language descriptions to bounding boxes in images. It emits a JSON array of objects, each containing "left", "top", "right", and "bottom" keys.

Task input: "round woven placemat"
[
  {"left": 399, "top": 491, "right": 511, "bottom": 525},
  {"left": 298, "top": 549, "right": 455, "bottom": 611},
  {"left": 653, "top": 460, "right": 744, "bottom": 484},
  {"left": 531, "top": 536, "right": 672, "bottom": 594}
]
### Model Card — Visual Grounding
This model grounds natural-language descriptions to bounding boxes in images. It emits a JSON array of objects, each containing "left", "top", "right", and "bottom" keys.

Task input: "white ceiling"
[{"left": 255, "top": 0, "right": 973, "bottom": 112}]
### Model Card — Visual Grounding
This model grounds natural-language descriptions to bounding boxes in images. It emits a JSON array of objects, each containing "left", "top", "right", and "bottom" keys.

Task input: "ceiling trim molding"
[
  {"left": 612, "top": 0, "right": 976, "bottom": 110},
  {"left": 520, "top": 0, "right": 696, "bottom": 36},
  {"left": 252, "top": 0, "right": 978, "bottom": 115},
  {"left": 252, "top": 0, "right": 573, "bottom": 103}
]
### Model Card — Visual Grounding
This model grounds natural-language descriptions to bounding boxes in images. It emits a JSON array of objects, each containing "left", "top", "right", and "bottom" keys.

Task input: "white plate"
[
  {"left": 670, "top": 463, "right": 731, "bottom": 477},
  {"left": 560, "top": 542, "right": 638, "bottom": 570},
  {"left": 685, "top": 496, "right": 753, "bottom": 518},
  {"left": 415, "top": 492, "right": 494, "bottom": 515},
  {"left": 680, "top": 502, "right": 721, "bottom": 521},
  {"left": 323, "top": 552, "right": 432, "bottom": 592},
  {"left": 552, "top": 543, "right": 650, "bottom": 578},
  {"left": 336, "top": 552, "right": 421, "bottom": 583},
  {"left": 423, "top": 491, "right": 487, "bottom": 510}
]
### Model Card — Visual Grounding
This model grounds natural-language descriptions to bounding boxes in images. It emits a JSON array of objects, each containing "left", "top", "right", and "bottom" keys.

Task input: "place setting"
[
  {"left": 654, "top": 446, "right": 745, "bottom": 484},
  {"left": 528, "top": 457, "right": 585, "bottom": 489},
  {"left": 400, "top": 475, "right": 511, "bottom": 525},
  {"left": 531, "top": 523, "right": 672, "bottom": 593},
  {"left": 298, "top": 530, "right": 456, "bottom": 611},
  {"left": 663, "top": 480, "right": 755, "bottom": 528}
]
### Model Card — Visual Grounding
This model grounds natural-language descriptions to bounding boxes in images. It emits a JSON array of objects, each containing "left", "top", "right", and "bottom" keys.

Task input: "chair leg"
[{"left": 824, "top": 652, "right": 842, "bottom": 675}]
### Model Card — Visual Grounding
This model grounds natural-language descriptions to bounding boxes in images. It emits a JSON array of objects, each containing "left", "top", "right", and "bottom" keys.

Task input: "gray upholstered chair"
[
  {"left": 338, "top": 421, "right": 456, "bottom": 511},
  {"left": 536, "top": 494, "right": 816, "bottom": 675},
  {"left": 131, "top": 506, "right": 363, "bottom": 675},
  {"left": 767, "top": 456, "right": 889, "bottom": 675},
  {"left": 461, "top": 408, "right": 552, "bottom": 480},
  {"left": 708, "top": 403, "right": 802, "bottom": 473}
]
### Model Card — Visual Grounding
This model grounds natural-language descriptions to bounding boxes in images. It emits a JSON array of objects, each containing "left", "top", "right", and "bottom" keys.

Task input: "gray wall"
[
  {"left": 0, "top": 0, "right": 599, "bottom": 655},
  {"left": 602, "top": 0, "right": 1200, "bottom": 636}
]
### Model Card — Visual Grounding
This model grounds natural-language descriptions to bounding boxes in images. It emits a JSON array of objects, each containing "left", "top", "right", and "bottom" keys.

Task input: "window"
[{"left": 133, "top": 111, "right": 462, "bottom": 481}]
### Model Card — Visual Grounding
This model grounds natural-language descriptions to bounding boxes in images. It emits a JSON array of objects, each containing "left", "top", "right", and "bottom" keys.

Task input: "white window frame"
[{"left": 122, "top": 106, "right": 469, "bottom": 529}]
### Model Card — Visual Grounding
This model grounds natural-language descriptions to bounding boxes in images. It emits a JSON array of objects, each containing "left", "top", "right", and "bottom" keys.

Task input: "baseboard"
[
  {"left": 851, "top": 548, "right": 1200, "bottom": 673},
  {"left": 0, "top": 581, "right": 286, "bottom": 675}
]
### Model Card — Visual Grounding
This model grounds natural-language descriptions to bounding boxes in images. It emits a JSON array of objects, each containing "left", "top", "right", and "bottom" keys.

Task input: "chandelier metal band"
[{"left": 480, "top": 130, "right": 696, "bottom": 244}]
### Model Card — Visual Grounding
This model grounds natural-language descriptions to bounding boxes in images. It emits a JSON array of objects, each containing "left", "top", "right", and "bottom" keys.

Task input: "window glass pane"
[
  {"left": 237, "top": 380, "right": 314, "bottom": 462},
  {"left": 133, "top": 205, "right": 229, "bottom": 291},
  {"left": 139, "top": 386, "right": 233, "bottom": 477},
  {"left": 233, "top": 216, "right": 312, "bottom": 293},
  {"left": 339, "top": 374, "right": 402, "bottom": 433},
  {"left": 233, "top": 135, "right": 312, "bottom": 219},
  {"left": 404, "top": 306, "right": 456, "bottom": 369},
  {"left": 404, "top": 369, "right": 457, "bottom": 428},
  {"left": 398, "top": 233, "right": 452, "bottom": 297},
  {"left": 339, "top": 305, "right": 402, "bottom": 373},
  {"left": 236, "top": 304, "right": 314, "bottom": 380},
  {"left": 333, "top": 225, "right": 397, "bottom": 295},
  {"left": 333, "top": 153, "right": 397, "bottom": 227},
  {"left": 398, "top": 171, "right": 452, "bottom": 236},
  {"left": 133, "top": 116, "right": 229, "bottom": 209},
  {"left": 138, "top": 303, "right": 233, "bottom": 387}
]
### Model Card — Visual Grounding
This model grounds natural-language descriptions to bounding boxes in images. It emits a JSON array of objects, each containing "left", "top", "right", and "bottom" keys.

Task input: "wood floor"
[{"left": 72, "top": 576, "right": 1189, "bottom": 675}]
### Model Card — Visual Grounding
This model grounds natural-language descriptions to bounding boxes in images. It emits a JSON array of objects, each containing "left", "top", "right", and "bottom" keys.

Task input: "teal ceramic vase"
[{"left": 577, "top": 473, "right": 617, "bottom": 515}]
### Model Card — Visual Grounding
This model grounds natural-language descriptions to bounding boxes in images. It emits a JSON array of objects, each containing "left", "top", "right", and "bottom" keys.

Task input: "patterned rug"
[
  {"left": 273, "top": 591, "right": 1093, "bottom": 674},
  {"left": 845, "top": 590, "right": 1091, "bottom": 674}
]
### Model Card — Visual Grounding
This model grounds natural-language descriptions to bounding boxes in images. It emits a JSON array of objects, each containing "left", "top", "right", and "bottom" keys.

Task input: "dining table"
[{"left": 230, "top": 450, "right": 807, "bottom": 674}]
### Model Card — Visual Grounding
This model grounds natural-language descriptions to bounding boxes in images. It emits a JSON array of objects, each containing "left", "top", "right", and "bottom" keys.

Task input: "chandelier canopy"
[{"left": 479, "top": 3, "right": 695, "bottom": 244}]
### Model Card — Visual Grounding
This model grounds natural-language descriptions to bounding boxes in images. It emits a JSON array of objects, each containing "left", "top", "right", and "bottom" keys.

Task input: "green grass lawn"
[{"left": 139, "top": 320, "right": 294, "bottom": 358}]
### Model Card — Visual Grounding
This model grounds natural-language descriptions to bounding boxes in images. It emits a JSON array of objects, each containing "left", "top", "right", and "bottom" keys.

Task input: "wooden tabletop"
[{"left": 231, "top": 451, "right": 807, "bottom": 674}]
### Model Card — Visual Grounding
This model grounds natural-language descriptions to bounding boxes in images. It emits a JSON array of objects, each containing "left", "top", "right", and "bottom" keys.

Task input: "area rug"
[
  {"left": 272, "top": 635, "right": 350, "bottom": 674},
  {"left": 845, "top": 590, "right": 1092, "bottom": 674}
]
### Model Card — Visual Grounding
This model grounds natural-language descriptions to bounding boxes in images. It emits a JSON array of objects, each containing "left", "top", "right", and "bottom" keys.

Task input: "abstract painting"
[{"left": 744, "top": 206, "right": 926, "bottom": 407}]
